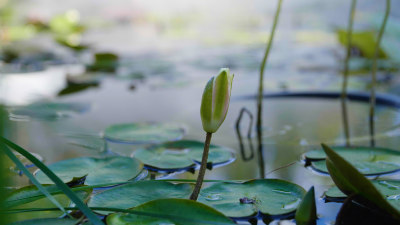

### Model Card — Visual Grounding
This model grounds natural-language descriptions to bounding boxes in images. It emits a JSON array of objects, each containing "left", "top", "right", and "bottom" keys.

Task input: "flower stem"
[
  {"left": 341, "top": 0, "right": 357, "bottom": 147},
  {"left": 190, "top": 132, "right": 212, "bottom": 201},
  {"left": 369, "top": 0, "right": 390, "bottom": 147},
  {"left": 256, "top": 0, "right": 283, "bottom": 178}
]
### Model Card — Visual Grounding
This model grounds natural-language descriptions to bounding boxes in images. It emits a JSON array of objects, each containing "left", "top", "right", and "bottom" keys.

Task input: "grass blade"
[{"left": 0, "top": 137, "right": 104, "bottom": 225}]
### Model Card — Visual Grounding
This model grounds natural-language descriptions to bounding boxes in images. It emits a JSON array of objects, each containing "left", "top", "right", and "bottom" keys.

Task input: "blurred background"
[{"left": 1, "top": 0, "right": 400, "bottom": 223}]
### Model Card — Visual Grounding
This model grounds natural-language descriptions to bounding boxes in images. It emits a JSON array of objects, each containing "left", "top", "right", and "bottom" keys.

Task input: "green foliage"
[
  {"left": 295, "top": 187, "right": 317, "bottom": 225},
  {"left": 89, "top": 181, "right": 193, "bottom": 215},
  {"left": 322, "top": 143, "right": 400, "bottom": 219},
  {"left": 87, "top": 52, "right": 119, "bottom": 72},
  {"left": 106, "top": 199, "right": 235, "bottom": 225},
  {"left": 133, "top": 140, "right": 235, "bottom": 171},
  {"left": 8, "top": 218, "right": 78, "bottom": 225},
  {"left": 197, "top": 179, "right": 306, "bottom": 218},
  {"left": 104, "top": 122, "right": 185, "bottom": 144},
  {"left": 305, "top": 146, "right": 400, "bottom": 175},
  {"left": 35, "top": 156, "right": 143, "bottom": 185}
]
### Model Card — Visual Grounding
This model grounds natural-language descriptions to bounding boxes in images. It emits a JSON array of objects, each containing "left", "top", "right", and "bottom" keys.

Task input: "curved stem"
[
  {"left": 190, "top": 132, "right": 212, "bottom": 201},
  {"left": 256, "top": 0, "right": 283, "bottom": 179},
  {"left": 341, "top": 0, "right": 357, "bottom": 147},
  {"left": 369, "top": 0, "right": 390, "bottom": 147}
]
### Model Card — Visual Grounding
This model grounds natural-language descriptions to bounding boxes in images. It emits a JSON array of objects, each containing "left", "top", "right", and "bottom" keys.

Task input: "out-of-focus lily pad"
[
  {"left": 9, "top": 102, "right": 89, "bottom": 121},
  {"left": 198, "top": 179, "right": 306, "bottom": 219},
  {"left": 88, "top": 180, "right": 192, "bottom": 215},
  {"left": 8, "top": 218, "right": 79, "bottom": 225},
  {"left": 133, "top": 140, "right": 235, "bottom": 172},
  {"left": 322, "top": 144, "right": 400, "bottom": 219},
  {"left": 103, "top": 122, "right": 185, "bottom": 144},
  {"left": 304, "top": 146, "right": 400, "bottom": 176},
  {"left": 106, "top": 199, "right": 235, "bottom": 225},
  {"left": 87, "top": 52, "right": 119, "bottom": 73},
  {"left": 61, "top": 133, "right": 106, "bottom": 152},
  {"left": 35, "top": 156, "right": 143, "bottom": 185},
  {"left": 5, "top": 186, "right": 91, "bottom": 223},
  {"left": 337, "top": 30, "right": 388, "bottom": 59},
  {"left": 325, "top": 180, "right": 400, "bottom": 202}
]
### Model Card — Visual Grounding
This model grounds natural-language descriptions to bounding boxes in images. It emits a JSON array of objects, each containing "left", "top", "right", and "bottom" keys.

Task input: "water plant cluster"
[{"left": 2, "top": 0, "right": 400, "bottom": 225}]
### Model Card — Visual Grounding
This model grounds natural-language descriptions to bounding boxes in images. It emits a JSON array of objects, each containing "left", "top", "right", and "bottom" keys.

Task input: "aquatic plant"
[
  {"left": 190, "top": 68, "right": 234, "bottom": 201},
  {"left": 369, "top": 0, "right": 391, "bottom": 146},
  {"left": 256, "top": 0, "right": 283, "bottom": 178}
]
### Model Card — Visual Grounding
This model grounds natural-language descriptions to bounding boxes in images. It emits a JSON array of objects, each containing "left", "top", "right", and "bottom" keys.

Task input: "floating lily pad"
[
  {"left": 304, "top": 146, "right": 400, "bottom": 176},
  {"left": 106, "top": 199, "right": 235, "bottom": 225},
  {"left": 325, "top": 180, "right": 400, "bottom": 202},
  {"left": 198, "top": 179, "right": 306, "bottom": 219},
  {"left": 132, "top": 140, "right": 235, "bottom": 172},
  {"left": 35, "top": 156, "right": 143, "bottom": 185},
  {"left": 88, "top": 180, "right": 192, "bottom": 214},
  {"left": 8, "top": 218, "right": 79, "bottom": 225},
  {"left": 6, "top": 185, "right": 91, "bottom": 223},
  {"left": 103, "top": 122, "right": 185, "bottom": 144},
  {"left": 9, "top": 102, "right": 89, "bottom": 120}
]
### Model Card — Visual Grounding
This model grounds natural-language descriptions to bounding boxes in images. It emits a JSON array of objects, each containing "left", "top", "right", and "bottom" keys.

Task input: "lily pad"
[
  {"left": 198, "top": 179, "right": 306, "bottom": 219},
  {"left": 304, "top": 146, "right": 400, "bottom": 176},
  {"left": 88, "top": 180, "right": 192, "bottom": 214},
  {"left": 106, "top": 199, "right": 235, "bottom": 225},
  {"left": 132, "top": 140, "right": 235, "bottom": 172},
  {"left": 9, "top": 102, "right": 89, "bottom": 120},
  {"left": 103, "top": 122, "right": 185, "bottom": 144},
  {"left": 8, "top": 218, "right": 78, "bottom": 225},
  {"left": 35, "top": 156, "right": 143, "bottom": 185},
  {"left": 325, "top": 180, "right": 400, "bottom": 202},
  {"left": 6, "top": 186, "right": 91, "bottom": 223}
]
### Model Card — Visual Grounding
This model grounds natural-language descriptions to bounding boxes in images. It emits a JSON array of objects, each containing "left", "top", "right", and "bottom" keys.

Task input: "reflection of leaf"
[
  {"left": 107, "top": 199, "right": 235, "bottom": 225},
  {"left": 322, "top": 144, "right": 400, "bottom": 219},
  {"left": 89, "top": 181, "right": 193, "bottom": 215},
  {"left": 337, "top": 30, "right": 388, "bottom": 59}
]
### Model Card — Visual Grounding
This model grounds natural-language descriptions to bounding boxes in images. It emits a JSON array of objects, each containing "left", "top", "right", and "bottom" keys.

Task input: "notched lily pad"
[
  {"left": 88, "top": 180, "right": 193, "bottom": 214},
  {"left": 304, "top": 146, "right": 400, "bottom": 176},
  {"left": 34, "top": 156, "right": 143, "bottom": 185},
  {"left": 325, "top": 180, "right": 400, "bottom": 204},
  {"left": 198, "top": 179, "right": 306, "bottom": 219},
  {"left": 9, "top": 102, "right": 89, "bottom": 121},
  {"left": 132, "top": 140, "right": 235, "bottom": 172},
  {"left": 103, "top": 122, "right": 185, "bottom": 144},
  {"left": 106, "top": 199, "right": 235, "bottom": 225}
]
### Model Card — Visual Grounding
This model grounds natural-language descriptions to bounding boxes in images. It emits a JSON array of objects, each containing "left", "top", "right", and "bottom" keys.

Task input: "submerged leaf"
[{"left": 106, "top": 199, "right": 235, "bottom": 225}]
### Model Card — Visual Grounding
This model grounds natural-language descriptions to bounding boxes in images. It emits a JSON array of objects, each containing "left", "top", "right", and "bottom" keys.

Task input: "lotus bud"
[{"left": 200, "top": 68, "right": 234, "bottom": 133}]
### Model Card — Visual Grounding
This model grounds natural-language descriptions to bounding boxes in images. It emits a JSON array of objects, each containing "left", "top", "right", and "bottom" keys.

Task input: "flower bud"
[{"left": 200, "top": 68, "right": 234, "bottom": 133}]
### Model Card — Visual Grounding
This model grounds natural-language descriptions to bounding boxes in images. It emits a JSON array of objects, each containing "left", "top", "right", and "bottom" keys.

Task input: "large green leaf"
[
  {"left": 6, "top": 187, "right": 91, "bottom": 223},
  {"left": 304, "top": 146, "right": 400, "bottom": 175},
  {"left": 321, "top": 144, "right": 400, "bottom": 219},
  {"left": 198, "top": 179, "right": 306, "bottom": 218},
  {"left": 325, "top": 180, "right": 400, "bottom": 204},
  {"left": 8, "top": 218, "right": 78, "bottom": 225},
  {"left": 35, "top": 156, "right": 143, "bottom": 185},
  {"left": 133, "top": 140, "right": 235, "bottom": 172},
  {"left": 103, "top": 123, "right": 185, "bottom": 144},
  {"left": 9, "top": 102, "right": 89, "bottom": 120},
  {"left": 88, "top": 181, "right": 193, "bottom": 215},
  {"left": 106, "top": 199, "right": 235, "bottom": 225}
]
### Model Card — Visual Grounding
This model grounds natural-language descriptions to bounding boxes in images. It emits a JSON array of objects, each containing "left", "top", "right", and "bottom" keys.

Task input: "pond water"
[{"left": 2, "top": 0, "right": 400, "bottom": 224}]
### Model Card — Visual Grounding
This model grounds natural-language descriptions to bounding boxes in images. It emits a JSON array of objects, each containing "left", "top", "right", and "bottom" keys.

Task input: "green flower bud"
[{"left": 200, "top": 68, "right": 234, "bottom": 133}]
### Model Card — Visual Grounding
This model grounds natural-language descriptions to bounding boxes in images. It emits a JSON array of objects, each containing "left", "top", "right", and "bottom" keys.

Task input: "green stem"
[
  {"left": 256, "top": 0, "right": 283, "bottom": 178},
  {"left": 369, "top": 0, "right": 390, "bottom": 147},
  {"left": 190, "top": 132, "right": 212, "bottom": 201},
  {"left": 341, "top": 0, "right": 357, "bottom": 147}
]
